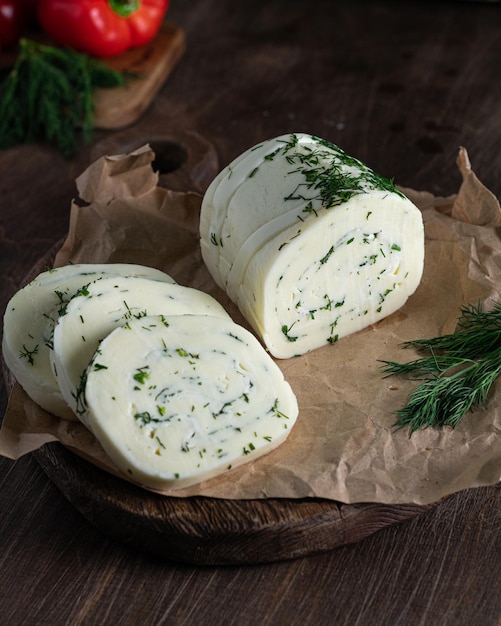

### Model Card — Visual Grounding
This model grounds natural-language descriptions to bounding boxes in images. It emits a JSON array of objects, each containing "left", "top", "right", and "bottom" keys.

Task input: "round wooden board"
[
  {"left": 2, "top": 136, "right": 436, "bottom": 565},
  {"left": 32, "top": 442, "right": 434, "bottom": 565}
]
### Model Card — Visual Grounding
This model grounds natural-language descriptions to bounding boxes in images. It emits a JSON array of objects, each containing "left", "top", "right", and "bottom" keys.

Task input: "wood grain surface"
[
  {"left": 34, "top": 442, "right": 435, "bottom": 565},
  {"left": 1, "top": 0, "right": 500, "bottom": 624},
  {"left": 93, "top": 22, "right": 186, "bottom": 129}
]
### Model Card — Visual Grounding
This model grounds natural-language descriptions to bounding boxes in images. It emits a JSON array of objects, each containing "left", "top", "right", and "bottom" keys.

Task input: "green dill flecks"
[
  {"left": 319, "top": 245, "right": 335, "bottom": 265},
  {"left": 301, "top": 201, "right": 318, "bottom": 217},
  {"left": 391, "top": 244, "right": 402, "bottom": 251},
  {"left": 228, "top": 331, "right": 245, "bottom": 343},
  {"left": 210, "top": 232, "right": 219, "bottom": 246},
  {"left": 122, "top": 300, "right": 148, "bottom": 322},
  {"left": 92, "top": 363, "right": 108, "bottom": 371},
  {"left": 56, "top": 284, "right": 90, "bottom": 317},
  {"left": 158, "top": 315, "right": 170, "bottom": 328},
  {"left": 321, "top": 294, "right": 334, "bottom": 311},
  {"left": 279, "top": 134, "right": 404, "bottom": 210},
  {"left": 176, "top": 348, "right": 199, "bottom": 359},
  {"left": 133, "top": 367, "right": 150, "bottom": 385},
  {"left": 243, "top": 442, "right": 256, "bottom": 455},
  {"left": 74, "top": 284, "right": 91, "bottom": 298},
  {"left": 134, "top": 411, "right": 165, "bottom": 426},
  {"left": 248, "top": 166, "right": 259, "bottom": 178},
  {"left": 269, "top": 398, "right": 290, "bottom": 419},
  {"left": 74, "top": 368, "right": 88, "bottom": 416},
  {"left": 212, "top": 399, "right": 234, "bottom": 418},
  {"left": 264, "top": 147, "right": 281, "bottom": 161},
  {"left": 19, "top": 343, "right": 39, "bottom": 365},
  {"left": 281, "top": 323, "right": 298, "bottom": 342}
]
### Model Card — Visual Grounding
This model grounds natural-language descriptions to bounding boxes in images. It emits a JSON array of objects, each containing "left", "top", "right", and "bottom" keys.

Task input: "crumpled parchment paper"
[{"left": 1, "top": 144, "right": 500, "bottom": 505}]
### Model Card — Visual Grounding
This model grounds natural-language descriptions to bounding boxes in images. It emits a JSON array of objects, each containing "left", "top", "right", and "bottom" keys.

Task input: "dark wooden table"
[{"left": 1, "top": 1, "right": 500, "bottom": 624}]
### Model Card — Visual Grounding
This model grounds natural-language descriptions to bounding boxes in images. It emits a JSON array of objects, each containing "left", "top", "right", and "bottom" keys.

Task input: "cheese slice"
[
  {"left": 82, "top": 314, "right": 298, "bottom": 490},
  {"left": 51, "top": 275, "right": 230, "bottom": 421},
  {"left": 2, "top": 263, "right": 175, "bottom": 419},
  {"left": 200, "top": 135, "right": 293, "bottom": 287},
  {"left": 200, "top": 133, "right": 425, "bottom": 358}
]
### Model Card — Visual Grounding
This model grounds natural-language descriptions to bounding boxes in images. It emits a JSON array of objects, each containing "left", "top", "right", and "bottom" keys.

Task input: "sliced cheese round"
[
  {"left": 51, "top": 275, "right": 230, "bottom": 421},
  {"left": 2, "top": 263, "right": 175, "bottom": 419},
  {"left": 200, "top": 133, "right": 425, "bottom": 358},
  {"left": 82, "top": 314, "right": 298, "bottom": 490}
]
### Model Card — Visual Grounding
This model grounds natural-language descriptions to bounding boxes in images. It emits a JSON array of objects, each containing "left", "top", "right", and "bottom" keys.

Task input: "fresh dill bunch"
[
  {"left": 0, "top": 38, "right": 126, "bottom": 157},
  {"left": 380, "top": 301, "right": 501, "bottom": 435}
]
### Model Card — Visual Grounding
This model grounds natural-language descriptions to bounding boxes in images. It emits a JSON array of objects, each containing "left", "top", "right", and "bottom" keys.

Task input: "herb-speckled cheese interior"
[
  {"left": 200, "top": 133, "right": 425, "bottom": 358},
  {"left": 82, "top": 314, "right": 298, "bottom": 489},
  {"left": 2, "top": 263, "right": 175, "bottom": 419},
  {"left": 51, "top": 275, "right": 231, "bottom": 421}
]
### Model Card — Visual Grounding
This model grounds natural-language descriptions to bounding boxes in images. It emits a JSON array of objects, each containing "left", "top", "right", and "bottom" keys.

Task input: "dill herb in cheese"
[
  {"left": 51, "top": 275, "right": 231, "bottom": 420},
  {"left": 81, "top": 314, "right": 298, "bottom": 490},
  {"left": 2, "top": 263, "right": 176, "bottom": 419},
  {"left": 200, "top": 132, "right": 425, "bottom": 358}
]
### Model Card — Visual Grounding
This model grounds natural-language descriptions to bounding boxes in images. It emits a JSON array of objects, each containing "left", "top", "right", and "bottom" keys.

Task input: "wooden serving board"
[
  {"left": 33, "top": 441, "right": 434, "bottom": 565},
  {"left": 3, "top": 237, "right": 436, "bottom": 565},
  {"left": 94, "top": 22, "right": 186, "bottom": 129},
  {"left": 0, "top": 22, "right": 185, "bottom": 131}
]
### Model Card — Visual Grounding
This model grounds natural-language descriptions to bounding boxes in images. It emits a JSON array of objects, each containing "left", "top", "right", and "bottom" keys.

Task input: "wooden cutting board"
[
  {"left": 0, "top": 22, "right": 185, "bottom": 131},
  {"left": 34, "top": 440, "right": 434, "bottom": 565},
  {"left": 4, "top": 236, "right": 436, "bottom": 565},
  {"left": 93, "top": 22, "right": 186, "bottom": 130}
]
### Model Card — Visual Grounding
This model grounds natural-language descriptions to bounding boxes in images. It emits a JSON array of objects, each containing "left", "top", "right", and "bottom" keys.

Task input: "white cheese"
[
  {"left": 51, "top": 275, "right": 230, "bottom": 421},
  {"left": 200, "top": 133, "right": 425, "bottom": 358},
  {"left": 200, "top": 135, "right": 293, "bottom": 287},
  {"left": 2, "top": 263, "right": 175, "bottom": 419},
  {"left": 82, "top": 314, "right": 298, "bottom": 490}
]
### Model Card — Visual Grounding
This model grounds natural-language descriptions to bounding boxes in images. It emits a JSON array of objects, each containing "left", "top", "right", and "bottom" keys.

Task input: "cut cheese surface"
[
  {"left": 82, "top": 314, "right": 298, "bottom": 490},
  {"left": 200, "top": 133, "right": 425, "bottom": 358},
  {"left": 2, "top": 263, "right": 175, "bottom": 419},
  {"left": 51, "top": 275, "right": 230, "bottom": 420}
]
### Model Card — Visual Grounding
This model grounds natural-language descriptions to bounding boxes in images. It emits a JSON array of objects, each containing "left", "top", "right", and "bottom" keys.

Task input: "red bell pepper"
[
  {"left": 0, "top": 0, "right": 37, "bottom": 50},
  {"left": 37, "top": 0, "right": 169, "bottom": 58}
]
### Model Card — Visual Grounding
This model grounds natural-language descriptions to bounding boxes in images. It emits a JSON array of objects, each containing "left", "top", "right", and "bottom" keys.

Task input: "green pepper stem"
[{"left": 109, "top": 0, "right": 140, "bottom": 18}]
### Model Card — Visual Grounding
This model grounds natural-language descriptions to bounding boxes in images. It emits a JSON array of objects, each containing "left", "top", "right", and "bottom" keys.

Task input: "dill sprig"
[
  {"left": 0, "top": 38, "right": 126, "bottom": 157},
  {"left": 380, "top": 301, "right": 501, "bottom": 435},
  {"left": 276, "top": 133, "right": 404, "bottom": 208}
]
